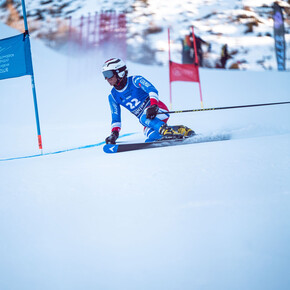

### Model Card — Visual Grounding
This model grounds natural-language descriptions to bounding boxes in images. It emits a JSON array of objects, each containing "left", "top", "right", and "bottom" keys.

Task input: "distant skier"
[{"left": 102, "top": 58, "right": 195, "bottom": 144}]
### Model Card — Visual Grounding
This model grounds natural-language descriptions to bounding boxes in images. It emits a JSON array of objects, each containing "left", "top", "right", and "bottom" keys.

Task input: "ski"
[{"left": 103, "top": 133, "right": 231, "bottom": 153}]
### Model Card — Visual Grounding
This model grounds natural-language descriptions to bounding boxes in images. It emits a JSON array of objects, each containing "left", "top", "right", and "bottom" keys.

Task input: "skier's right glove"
[
  {"left": 105, "top": 131, "right": 119, "bottom": 144},
  {"left": 146, "top": 104, "right": 159, "bottom": 120}
]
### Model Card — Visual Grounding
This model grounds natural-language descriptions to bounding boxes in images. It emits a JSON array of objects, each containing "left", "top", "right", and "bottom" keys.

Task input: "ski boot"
[
  {"left": 159, "top": 124, "right": 184, "bottom": 140},
  {"left": 172, "top": 125, "right": 196, "bottom": 137}
]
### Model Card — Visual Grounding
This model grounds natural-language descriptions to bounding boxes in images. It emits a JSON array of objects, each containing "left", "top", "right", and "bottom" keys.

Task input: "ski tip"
[{"left": 103, "top": 144, "right": 119, "bottom": 154}]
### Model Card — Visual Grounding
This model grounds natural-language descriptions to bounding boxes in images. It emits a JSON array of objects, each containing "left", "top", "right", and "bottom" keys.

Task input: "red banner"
[{"left": 169, "top": 61, "right": 200, "bottom": 83}]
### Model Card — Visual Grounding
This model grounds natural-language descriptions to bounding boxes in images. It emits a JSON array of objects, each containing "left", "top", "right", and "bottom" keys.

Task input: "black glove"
[
  {"left": 146, "top": 104, "right": 159, "bottom": 120},
  {"left": 105, "top": 131, "right": 119, "bottom": 144}
]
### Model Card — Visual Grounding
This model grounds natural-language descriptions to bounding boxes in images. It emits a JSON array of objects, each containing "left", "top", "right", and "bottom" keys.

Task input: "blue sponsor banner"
[
  {"left": 0, "top": 33, "right": 33, "bottom": 80},
  {"left": 273, "top": 3, "right": 286, "bottom": 71}
]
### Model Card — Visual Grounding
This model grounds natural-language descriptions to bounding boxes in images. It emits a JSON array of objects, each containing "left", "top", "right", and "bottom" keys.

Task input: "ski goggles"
[{"left": 102, "top": 70, "right": 115, "bottom": 79}]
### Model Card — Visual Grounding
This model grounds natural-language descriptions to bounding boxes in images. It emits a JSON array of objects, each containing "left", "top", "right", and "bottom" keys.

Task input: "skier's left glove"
[
  {"left": 146, "top": 104, "right": 159, "bottom": 120},
  {"left": 105, "top": 131, "right": 119, "bottom": 144}
]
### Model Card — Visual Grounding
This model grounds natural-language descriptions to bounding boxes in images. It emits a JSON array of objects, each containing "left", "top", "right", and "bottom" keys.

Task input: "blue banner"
[
  {"left": 0, "top": 33, "right": 33, "bottom": 80},
  {"left": 273, "top": 3, "right": 286, "bottom": 71}
]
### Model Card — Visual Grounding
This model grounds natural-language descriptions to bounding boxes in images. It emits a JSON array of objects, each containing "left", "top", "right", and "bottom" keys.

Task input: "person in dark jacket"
[
  {"left": 220, "top": 44, "right": 232, "bottom": 69},
  {"left": 182, "top": 32, "right": 210, "bottom": 66}
]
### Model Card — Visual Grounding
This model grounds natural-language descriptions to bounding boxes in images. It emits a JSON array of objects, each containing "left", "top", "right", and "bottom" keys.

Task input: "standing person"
[
  {"left": 220, "top": 44, "right": 232, "bottom": 69},
  {"left": 102, "top": 58, "right": 194, "bottom": 144},
  {"left": 182, "top": 32, "right": 210, "bottom": 66},
  {"left": 182, "top": 34, "right": 194, "bottom": 64},
  {"left": 195, "top": 35, "right": 210, "bottom": 67}
]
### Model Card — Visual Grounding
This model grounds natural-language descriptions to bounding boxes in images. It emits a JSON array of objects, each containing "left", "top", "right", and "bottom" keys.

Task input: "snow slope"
[{"left": 0, "top": 22, "right": 290, "bottom": 290}]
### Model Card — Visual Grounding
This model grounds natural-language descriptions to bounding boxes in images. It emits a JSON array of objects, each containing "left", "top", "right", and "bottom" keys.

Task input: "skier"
[{"left": 102, "top": 58, "right": 194, "bottom": 144}]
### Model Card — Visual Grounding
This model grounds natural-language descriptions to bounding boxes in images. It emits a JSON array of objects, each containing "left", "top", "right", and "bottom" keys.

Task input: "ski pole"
[{"left": 158, "top": 101, "right": 290, "bottom": 114}]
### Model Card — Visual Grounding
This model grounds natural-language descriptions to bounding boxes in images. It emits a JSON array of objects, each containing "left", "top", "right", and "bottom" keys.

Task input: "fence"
[{"left": 67, "top": 11, "right": 127, "bottom": 60}]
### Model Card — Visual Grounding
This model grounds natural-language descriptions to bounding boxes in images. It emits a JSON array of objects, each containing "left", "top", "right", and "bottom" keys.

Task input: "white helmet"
[{"left": 102, "top": 58, "right": 127, "bottom": 79}]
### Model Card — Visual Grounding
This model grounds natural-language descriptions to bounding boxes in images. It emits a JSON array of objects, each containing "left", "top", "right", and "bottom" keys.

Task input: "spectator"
[
  {"left": 182, "top": 31, "right": 210, "bottom": 67},
  {"left": 220, "top": 44, "right": 232, "bottom": 68}
]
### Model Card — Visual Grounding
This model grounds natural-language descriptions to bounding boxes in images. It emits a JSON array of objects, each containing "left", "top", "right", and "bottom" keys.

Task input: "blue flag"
[
  {"left": 273, "top": 3, "right": 286, "bottom": 71},
  {"left": 0, "top": 33, "right": 33, "bottom": 80}
]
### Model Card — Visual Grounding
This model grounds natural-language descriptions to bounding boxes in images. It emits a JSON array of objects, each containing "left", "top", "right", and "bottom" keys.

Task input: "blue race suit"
[{"left": 108, "top": 75, "right": 169, "bottom": 141}]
